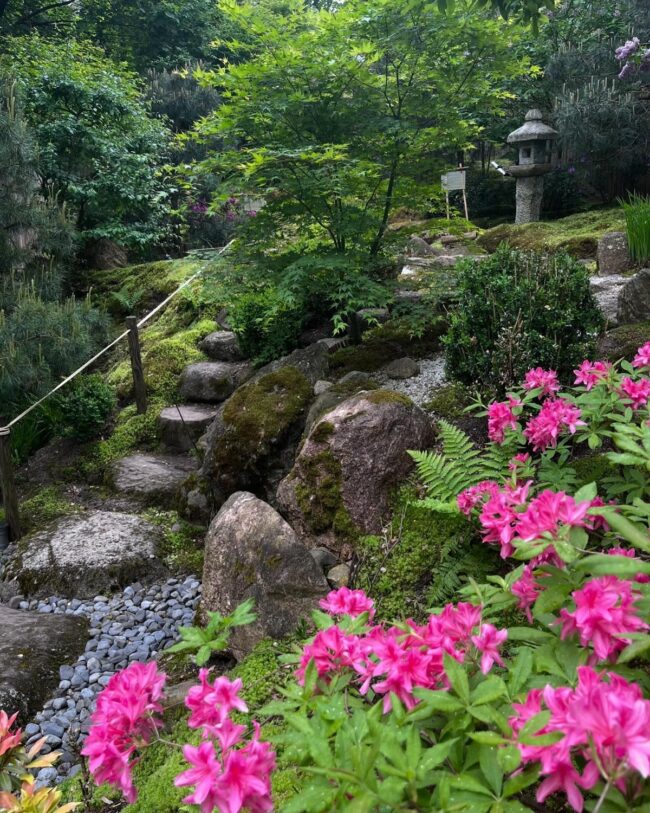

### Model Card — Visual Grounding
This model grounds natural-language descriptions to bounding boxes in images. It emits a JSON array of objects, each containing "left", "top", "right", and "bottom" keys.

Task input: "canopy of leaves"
[{"left": 0, "top": 35, "right": 172, "bottom": 249}]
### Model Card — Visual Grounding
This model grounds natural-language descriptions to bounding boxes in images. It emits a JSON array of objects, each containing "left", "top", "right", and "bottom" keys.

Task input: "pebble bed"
[
  {"left": 19, "top": 576, "right": 201, "bottom": 785},
  {"left": 374, "top": 352, "right": 447, "bottom": 408}
]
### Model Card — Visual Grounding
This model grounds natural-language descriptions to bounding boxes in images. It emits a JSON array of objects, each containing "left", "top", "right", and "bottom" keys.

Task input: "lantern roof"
[{"left": 507, "top": 109, "right": 558, "bottom": 144}]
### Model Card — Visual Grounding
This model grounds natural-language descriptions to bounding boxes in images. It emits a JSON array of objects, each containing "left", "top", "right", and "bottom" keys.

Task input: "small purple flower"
[
  {"left": 615, "top": 37, "right": 640, "bottom": 62},
  {"left": 618, "top": 62, "right": 634, "bottom": 80},
  {"left": 568, "top": 165, "right": 576, "bottom": 175},
  {"left": 245, "top": 210, "right": 257, "bottom": 218}
]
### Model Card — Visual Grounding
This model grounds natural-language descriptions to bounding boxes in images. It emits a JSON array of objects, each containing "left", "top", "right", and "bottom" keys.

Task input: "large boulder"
[
  {"left": 277, "top": 390, "right": 435, "bottom": 554},
  {"left": 179, "top": 361, "right": 252, "bottom": 403},
  {"left": 113, "top": 453, "right": 197, "bottom": 505},
  {"left": 198, "top": 366, "right": 313, "bottom": 503},
  {"left": 11, "top": 510, "right": 167, "bottom": 598},
  {"left": 597, "top": 231, "right": 634, "bottom": 276},
  {"left": 617, "top": 268, "right": 650, "bottom": 324},
  {"left": 0, "top": 607, "right": 88, "bottom": 721},
  {"left": 198, "top": 331, "right": 244, "bottom": 362},
  {"left": 201, "top": 492, "right": 328, "bottom": 660}
]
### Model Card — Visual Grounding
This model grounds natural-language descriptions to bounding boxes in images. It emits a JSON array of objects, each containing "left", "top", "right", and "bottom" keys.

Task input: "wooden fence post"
[
  {"left": 0, "top": 428, "right": 21, "bottom": 541},
  {"left": 126, "top": 316, "right": 148, "bottom": 414}
]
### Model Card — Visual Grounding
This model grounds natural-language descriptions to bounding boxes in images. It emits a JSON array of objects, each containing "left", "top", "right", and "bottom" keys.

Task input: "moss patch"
[
  {"left": 108, "top": 317, "right": 215, "bottom": 401},
  {"left": 597, "top": 322, "right": 650, "bottom": 362},
  {"left": 20, "top": 485, "right": 82, "bottom": 534},
  {"left": 424, "top": 382, "right": 474, "bottom": 418},
  {"left": 477, "top": 208, "right": 625, "bottom": 258},
  {"left": 572, "top": 453, "right": 618, "bottom": 489},
  {"left": 85, "top": 402, "right": 163, "bottom": 478},
  {"left": 356, "top": 488, "right": 495, "bottom": 620},
  {"left": 89, "top": 258, "right": 204, "bottom": 316},
  {"left": 330, "top": 318, "right": 445, "bottom": 376},
  {"left": 363, "top": 390, "right": 412, "bottom": 407},
  {"left": 143, "top": 508, "right": 204, "bottom": 574}
]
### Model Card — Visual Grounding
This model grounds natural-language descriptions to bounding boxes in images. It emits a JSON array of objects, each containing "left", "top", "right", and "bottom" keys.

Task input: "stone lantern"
[{"left": 507, "top": 109, "right": 558, "bottom": 225}]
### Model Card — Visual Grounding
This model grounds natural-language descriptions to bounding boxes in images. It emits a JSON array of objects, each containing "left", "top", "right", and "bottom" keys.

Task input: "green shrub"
[
  {"left": 621, "top": 192, "right": 650, "bottom": 264},
  {"left": 444, "top": 245, "right": 603, "bottom": 393},
  {"left": 55, "top": 375, "right": 116, "bottom": 441},
  {"left": 228, "top": 289, "right": 304, "bottom": 365}
]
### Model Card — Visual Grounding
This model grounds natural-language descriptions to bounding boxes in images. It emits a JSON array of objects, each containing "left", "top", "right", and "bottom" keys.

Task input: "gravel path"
[
  {"left": 21, "top": 576, "right": 201, "bottom": 784},
  {"left": 374, "top": 352, "right": 447, "bottom": 407}
]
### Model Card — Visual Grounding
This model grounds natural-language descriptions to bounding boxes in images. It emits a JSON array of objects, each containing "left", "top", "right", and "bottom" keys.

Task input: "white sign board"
[{"left": 441, "top": 170, "right": 466, "bottom": 191}]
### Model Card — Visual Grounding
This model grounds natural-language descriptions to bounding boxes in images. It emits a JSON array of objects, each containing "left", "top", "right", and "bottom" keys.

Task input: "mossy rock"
[
  {"left": 424, "top": 382, "right": 474, "bottom": 418},
  {"left": 597, "top": 322, "right": 650, "bottom": 362},
  {"left": 277, "top": 391, "right": 435, "bottom": 555},
  {"left": 477, "top": 208, "right": 626, "bottom": 258},
  {"left": 143, "top": 508, "right": 205, "bottom": 574},
  {"left": 330, "top": 318, "right": 445, "bottom": 376},
  {"left": 200, "top": 366, "right": 313, "bottom": 499},
  {"left": 356, "top": 488, "right": 497, "bottom": 620}
]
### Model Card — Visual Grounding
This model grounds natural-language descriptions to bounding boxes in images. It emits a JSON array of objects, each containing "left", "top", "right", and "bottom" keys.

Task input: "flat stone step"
[
  {"left": 11, "top": 510, "right": 168, "bottom": 599},
  {"left": 198, "top": 330, "right": 244, "bottom": 362},
  {"left": 179, "top": 361, "right": 252, "bottom": 403},
  {"left": 159, "top": 404, "right": 219, "bottom": 452},
  {"left": 113, "top": 453, "right": 197, "bottom": 505}
]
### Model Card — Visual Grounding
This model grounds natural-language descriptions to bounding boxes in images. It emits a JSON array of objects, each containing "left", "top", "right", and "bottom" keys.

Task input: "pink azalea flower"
[
  {"left": 523, "top": 367, "right": 560, "bottom": 396},
  {"left": 523, "top": 398, "right": 585, "bottom": 452},
  {"left": 456, "top": 481, "right": 499, "bottom": 515},
  {"left": 513, "top": 668, "right": 650, "bottom": 811},
  {"left": 82, "top": 662, "right": 167, "bottom": 802},
  {"left": 319, "top": 587, "right": 375, "bottom": 619},
  {"left": 573, "top": 360, "right": 611, "bottom": 390},
  {"left": 487, "top": 399, "right": 518, "bottom": 443},
  {"left": 175, "top": 742, "right": 225, "bottom": 813},
  {"left": 516, "top": 490, "right": 591, "bottom": 542},
  {"left": 632, "top": 342, "right": 650, "bottom": 369},
  {"left": 511, "top": 565, "right": 541, "bottom": 622},
  {"left": 559, "top": 576, "right": 649, "bottom": 661},
  {"left": 620, "top": 377, "right": 650, "bottom": 409},
  {"left": 471, "top": 623, "right": 508, "bottom": 674},
  {"left": 296, "top": 625, "right": 363, "bottom": 683},
  {"left": 186, "top": 671, "right": 248, "bottom": 737}
]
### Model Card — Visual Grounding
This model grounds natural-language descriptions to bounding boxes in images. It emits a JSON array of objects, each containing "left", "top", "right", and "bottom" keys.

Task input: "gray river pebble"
[{"left": 21, "top": 575, "right": 201, "bottom": 784}]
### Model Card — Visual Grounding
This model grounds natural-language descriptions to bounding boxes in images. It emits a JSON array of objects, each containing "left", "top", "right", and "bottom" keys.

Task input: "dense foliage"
[
  {"left": 34, "top": 340, "right": 647, "bottom": 813},
  {"left": 0, "top": 89, "right": 109, "bottom": 419},
  {"left": 0, "top": 36, "right": 171, "bottom": 250},
  {"left": 444, "top": 245, "right": 603, "bottom": 393},
  {"left": 189, "top": 0, "right": 529, "bottom": 324}
]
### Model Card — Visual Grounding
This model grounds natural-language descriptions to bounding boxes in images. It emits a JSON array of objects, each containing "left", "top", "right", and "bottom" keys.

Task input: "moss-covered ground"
[
  {"left": 477, "top": 207, "right": 626, "bottom": 258},
  {"left": 330, "top": 318, "right": 446, "bottom": 376},
  {"left": 356, "top": 486, "right": 498, "bottom": 619}
]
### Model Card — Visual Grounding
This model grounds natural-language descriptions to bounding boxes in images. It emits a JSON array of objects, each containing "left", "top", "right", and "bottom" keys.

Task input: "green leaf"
[
  {"left": 497, "top": 744, "right": 521, "bottom": 774},
  {"left": 449, "top": 773, "right": 494, "bottom": 797},
  {"left": 419, "top": 739, "right": 458, "bottom": 772},
  {"left": 618, "top": 634, "right": 650, "bottom": 663},
  {"left": 472, "top": 675, "right": 507, "bottom": 706},
  {"left": 503, "top": 766, "right": 539, "bottom": 797},
  {"left": 479, "top": 744, "right": 503, "bottom": 796},
  {"left": 410, "top": 689, "right": 465, "bottom": 716},
  {"left": 508, "top": 648, "right": 533, "bottom": 695},
  {"left": 444, "top": 654, "right": 470, "bottom": 705},
  {"left": 196, "top": 645, "right": 211, "bottom": 666},
  {"left": 470, "top": 732, "right": 507, "bottom": 745}
]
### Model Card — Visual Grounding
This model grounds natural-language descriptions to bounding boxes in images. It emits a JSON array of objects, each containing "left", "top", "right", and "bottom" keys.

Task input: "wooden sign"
[
  {"left": 441, "top": 167, "right": 469, "bottom": 220},
  {"left": 441, "top": 170, "right": 466, "bottom": 191}
]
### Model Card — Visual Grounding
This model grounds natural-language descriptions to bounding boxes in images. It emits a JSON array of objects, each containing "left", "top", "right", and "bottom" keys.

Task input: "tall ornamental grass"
[{"left": 621, "top": 192, "right": 650, "bottom": 264}]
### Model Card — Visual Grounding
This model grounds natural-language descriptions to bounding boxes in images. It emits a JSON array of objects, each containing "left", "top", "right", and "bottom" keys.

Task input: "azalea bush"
[{"left": 22, "top": 341, "right": 650, "bottom": 812}]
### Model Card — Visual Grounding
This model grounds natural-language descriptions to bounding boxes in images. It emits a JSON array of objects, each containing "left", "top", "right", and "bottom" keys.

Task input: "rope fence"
[{"left": 0, "top": 241, "right": 233, "bottom": 541}]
